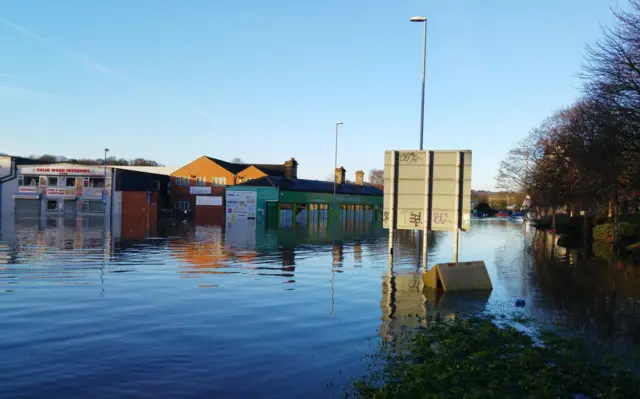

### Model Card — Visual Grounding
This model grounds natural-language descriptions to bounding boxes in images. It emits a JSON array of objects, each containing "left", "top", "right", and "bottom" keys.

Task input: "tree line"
[
  {"left": 27, "top": 154, "right": 162, "bottom": 167},
  {"left": 496, "top": 1, "right": 640, "bottom": 241}
]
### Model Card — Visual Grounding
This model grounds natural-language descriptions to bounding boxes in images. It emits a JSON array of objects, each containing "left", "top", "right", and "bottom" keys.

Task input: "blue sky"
[{"left": 0, "top": 0, "right": 624, "bottom": 189}]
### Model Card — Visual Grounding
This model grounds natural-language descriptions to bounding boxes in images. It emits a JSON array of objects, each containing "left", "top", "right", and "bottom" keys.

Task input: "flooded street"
[{"left": 1, "top": 217, "right": 640, "bottom": 398}]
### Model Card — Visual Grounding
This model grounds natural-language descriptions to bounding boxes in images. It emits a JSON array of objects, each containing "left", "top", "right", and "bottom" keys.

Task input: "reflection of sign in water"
[
  {"left": 226, "top": 191, "right": 257, "bottom": 221},
  {"left": 225, "top": 219, "right": 257, "bottom": 249}
]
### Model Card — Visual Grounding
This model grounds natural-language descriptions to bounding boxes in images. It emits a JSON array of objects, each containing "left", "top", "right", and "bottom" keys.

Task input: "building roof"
[
  {"left": 109, "top": 165, "right": 179, "bottom": 176},
  {"left": 236, "top": 176, "right": 383, "bottom": 196},
  {"left": 248, "top": 164, "right": 287, "bottom": 177},
  {"left": 205, "top": 156, "right": 247, "bottom": 174},
  {"left": 205, "top": 156, "right": 287, "bottom": 177}
]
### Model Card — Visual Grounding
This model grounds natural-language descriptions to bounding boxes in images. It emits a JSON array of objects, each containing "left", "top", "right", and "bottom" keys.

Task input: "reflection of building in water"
[
  {"left": 332, "top": 241, "right": 344, "bottom": 268},
  {"left": 169, "top": 224, "right": 244, "bottom": 275},
  {"left": 354, "top": 241, "right": 362, "bottom": 264},
  {"left": 0, "top": 216, "right": 112, "bottom": 262}
]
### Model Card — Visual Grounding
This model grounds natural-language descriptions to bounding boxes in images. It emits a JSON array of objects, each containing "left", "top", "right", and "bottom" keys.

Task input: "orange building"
[{"left": 170, "top": 156, "right": 298, "bottom": 223}]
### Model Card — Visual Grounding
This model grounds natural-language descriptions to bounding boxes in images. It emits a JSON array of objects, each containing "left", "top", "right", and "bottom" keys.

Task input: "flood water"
[{"left": 1, "top": 217, "right": 639, "bottom": 398}]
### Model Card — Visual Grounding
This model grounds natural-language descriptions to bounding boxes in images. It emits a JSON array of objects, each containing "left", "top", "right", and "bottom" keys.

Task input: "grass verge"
[{"left": 349, "top": 316, "right": 640, "bottom": 398}]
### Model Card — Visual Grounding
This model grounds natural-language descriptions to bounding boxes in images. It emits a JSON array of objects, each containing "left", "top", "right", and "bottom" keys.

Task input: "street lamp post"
[
  {"left": 410, "top": 16, "right": 428, "bottom": 266},
  {"left": 410, "top": 16, "right": 427, "bottom": 150},
  {"left": 333, "top": 122, "right": 343, "bottom": 199},
  {"left": 104, "top": 148, "right": 109, "bottom": 204}
]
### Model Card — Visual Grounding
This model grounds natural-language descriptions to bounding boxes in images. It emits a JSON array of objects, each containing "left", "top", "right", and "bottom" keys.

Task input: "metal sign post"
[{"left": 383, "top": 149, "right": 472, "bottom": 267}]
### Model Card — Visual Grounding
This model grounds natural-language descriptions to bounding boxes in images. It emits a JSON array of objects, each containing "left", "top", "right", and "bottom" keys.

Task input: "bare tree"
[
  {"left": 231, "top": 157, "right": 245, "bottom": 164},
  {"left": 368, "top": 168, "right": 384, "bottom": 189}
]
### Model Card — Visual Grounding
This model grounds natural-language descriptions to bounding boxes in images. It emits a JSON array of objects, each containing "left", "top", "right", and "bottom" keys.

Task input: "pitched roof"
[
  {"left": 205, "top": 157, "right": 287, "bottom": 177},
  {"left": 204, "top": 156, "right": 248, "bottom": 174},
  {"left": 249, "top": 164, "right": 287, "bottom": 177},
  {"left": 237, "top": 176, "right": 383, "bottom": 196}
]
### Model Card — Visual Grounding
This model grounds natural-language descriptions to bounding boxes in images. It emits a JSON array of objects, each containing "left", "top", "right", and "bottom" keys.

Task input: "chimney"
[
  {"left": 355, "top": 170, "right": 364, "bottom": 186},
  {"left": 335, "top": 166, "right": 346, "bottom": 185},
  {"left": 284, "top": 157, "right": 298, "bottom": 179}
]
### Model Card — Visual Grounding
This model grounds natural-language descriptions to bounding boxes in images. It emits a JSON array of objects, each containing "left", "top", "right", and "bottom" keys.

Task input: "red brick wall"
[
  {"left": 120, "top": 191, "right": 158, "bottom": 239},
  {"left": 170, "top": 156, "right": 236, "bottom": 211},
  {"left": 195, "top": 205, "right": 225, "bottom": 225}
]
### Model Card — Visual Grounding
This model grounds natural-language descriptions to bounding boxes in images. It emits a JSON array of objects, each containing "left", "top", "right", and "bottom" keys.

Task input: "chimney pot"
[
  {"left": 284, "top": 157, "right": 298, "bottom": 179},
  {"left": 335, "top": 166, "right": 346, "bottom": 185},
  {"left": 355, "top": 170, "right": 364, "bottom": 186}
]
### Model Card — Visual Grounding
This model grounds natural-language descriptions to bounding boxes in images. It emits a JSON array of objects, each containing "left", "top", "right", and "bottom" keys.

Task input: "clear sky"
[{"left": 0, "top": 0, "right": 625, "bottom": 189}]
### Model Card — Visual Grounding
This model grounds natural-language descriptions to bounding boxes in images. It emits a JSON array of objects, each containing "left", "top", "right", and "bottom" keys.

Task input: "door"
[
  {"left": 266, "top": 201, "right": 278, "bottom": 228},
  {"left": 14, "top": 198, "right": 41, "bottom": 217},
  {"left": 63, "top": 200, "right": 76, "bottom": 216}
]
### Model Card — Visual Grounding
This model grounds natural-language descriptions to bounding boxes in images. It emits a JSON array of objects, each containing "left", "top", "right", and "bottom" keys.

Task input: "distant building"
[
  {"left": 169, "top": 155, "right": 298, "bottom": 224},
  {"left": 226, "top": 167, "right": 383, "bottom": 228},
  {"left": 0, "top": 159, "right": 170, "bottom": 237}
]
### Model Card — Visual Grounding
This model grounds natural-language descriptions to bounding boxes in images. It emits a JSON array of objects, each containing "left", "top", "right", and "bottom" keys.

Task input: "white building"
[{"left": 9, "top": 163, "right": 115, "bottom": 218}]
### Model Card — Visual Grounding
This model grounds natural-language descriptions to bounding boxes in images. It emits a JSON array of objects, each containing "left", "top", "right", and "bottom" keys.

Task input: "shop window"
[
  {"left": 82, "top": 200, "right": 105, "bottom": 213},
  {"left": 66, "top": 177, "right": 76, "bottom": 187},
  {"left": 176, "top": 177, "right": 190, "bottom": 186},
  {"left": 174, "top": 201, "right": 190, "bottom": 211},
  {"left": 88, "top": 177, "right": 105, "bottom": 188},
  {"left": 18, "top": 176, "right": 39, "bottom": 186},
  {"left": 196, "top": 177, "right": 206, "bottom": 187},
  {"left": 46, "top": 200, "right": 57, "bottom": 211},
  {"left": 212, "top": 177, "right": 226, "bottom": 186},
  {"left": 47, "top": 177, "right": 58, "bottom": 187},
  {"left": 153, "top": 181, "right": 161, "bottom": 190}
]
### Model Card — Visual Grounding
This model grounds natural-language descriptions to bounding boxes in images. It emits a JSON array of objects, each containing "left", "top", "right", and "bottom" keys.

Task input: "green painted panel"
[
  {"left": 227, "top": 186, "right": 279, "bottom": 225},
  {"left": 279, "top": 190, "right": 382, "bottom": 206}
]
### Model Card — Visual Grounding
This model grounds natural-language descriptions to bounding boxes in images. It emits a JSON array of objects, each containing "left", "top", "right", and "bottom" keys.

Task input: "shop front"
[{"left": 15, "top": 164, "right": 112, "bottom": 218}]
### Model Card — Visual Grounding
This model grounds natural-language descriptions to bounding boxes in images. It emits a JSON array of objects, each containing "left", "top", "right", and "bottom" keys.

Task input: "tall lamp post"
[
  {"left": 103, "top": 148, "right": 109, "bottom": 204},
  {"left": 333, "top": 121, "right": 343, "bottom": 199},
  {"left": 410, "top": 16, "right": 427, "bottom": 150},
  {"left": 410, "top": 16, "right": 428, "bottom": 265}
]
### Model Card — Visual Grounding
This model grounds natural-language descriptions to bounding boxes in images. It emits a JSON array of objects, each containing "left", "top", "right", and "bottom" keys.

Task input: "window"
[
  {"left": 212, "top": 177, "right": 226, "bottom": 186},
  {"left": 88, "top": 177, "right": 105, "bottom": 188},
  {"left": 176, "top": 177, "right": 190, "bottom": 186},
  {"left": 196, "top": 177, "right": 206, "bottom": 187},
  {"left": 66, "top": 177, "right": 76, "bottom": 187},
  {"left": 153, "top": 180, "right": 161, "bottom": 190},
  {"left": 18, "top": 176, "right": 38, "bottom": 186},
  {"left": 174, "top": 201, "right": 190, "bottom": 211},
  {"left": 46, "top": 200, "right": 57, "bottom": 211},
  {"left": 47, "top": 177, "right": 58, "bottom": 187},
  {"left": 82, "top": 200, "right": 105, "bottom": 213}
]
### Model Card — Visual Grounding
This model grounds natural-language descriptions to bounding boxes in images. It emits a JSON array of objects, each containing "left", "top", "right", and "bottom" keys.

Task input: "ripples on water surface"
[{"left": 1, "top": 216, "right": 639, "bottom": 398}]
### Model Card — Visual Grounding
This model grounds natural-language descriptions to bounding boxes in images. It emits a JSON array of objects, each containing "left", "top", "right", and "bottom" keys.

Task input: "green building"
[{"left": 226, "top": 169, "right": 383, "bottom": 229}]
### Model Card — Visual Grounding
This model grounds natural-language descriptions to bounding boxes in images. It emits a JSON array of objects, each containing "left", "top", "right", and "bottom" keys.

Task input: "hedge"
[{"left": 592, "top": 222, "right": 637, "bottom": 243}]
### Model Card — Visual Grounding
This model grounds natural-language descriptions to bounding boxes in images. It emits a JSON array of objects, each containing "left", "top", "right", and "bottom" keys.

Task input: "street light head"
[
  {"left": 105, "top": 148, "right": 110, "bottom": 152},
  {"left": 336, "top": 121, "right": 343, "bottom": 125},
  {"left": 409, "top": 16, "right": 427, "bottom": 22}
]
